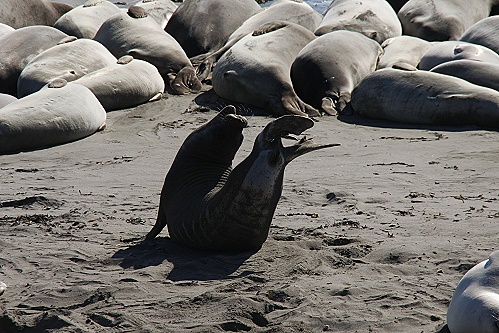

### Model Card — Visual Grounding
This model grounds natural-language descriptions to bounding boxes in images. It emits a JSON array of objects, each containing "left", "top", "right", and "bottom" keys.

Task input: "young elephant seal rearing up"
[{"left": 146, "top": 106, "right": 338, "bottom": 251}]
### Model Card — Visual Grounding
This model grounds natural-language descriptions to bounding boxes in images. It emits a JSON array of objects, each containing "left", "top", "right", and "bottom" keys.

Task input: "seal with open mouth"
[{"left": 146, "top": 106, "right": 338, "bottom": 251}]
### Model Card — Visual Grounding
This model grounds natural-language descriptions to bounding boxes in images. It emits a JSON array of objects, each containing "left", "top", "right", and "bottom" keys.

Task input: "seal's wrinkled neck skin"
[{"left": 147, "top": 107, "right": 338, "bottom": 251}]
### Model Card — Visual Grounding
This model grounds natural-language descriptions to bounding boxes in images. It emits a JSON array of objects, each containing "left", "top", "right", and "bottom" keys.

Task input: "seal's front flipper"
[{"left": 252, "top": 21, "right": 288, "bottom": 36}]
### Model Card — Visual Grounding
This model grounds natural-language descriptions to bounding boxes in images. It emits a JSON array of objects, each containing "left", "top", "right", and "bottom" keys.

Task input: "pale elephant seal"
[
  {"left": 134, "top": 0, "right": 178, "bottom": 29},
  {"left": 0, "top": 23, "right": 14, "bottom": 38},
  {"left": 0, "top": 26, "right": 68, "bottom": 96},
  {"left": 191, "top": 0, "right": 323, "bottom": 81},
  {"left": 0, "top": 0, "right": 73, "bottom": 29},
  {"left": 398, "top": 0, "right": 496, "bottom": 41},
  {"left": 291, "top": 30, "right": 382, "bottom": 115},
  {"left": 0, "top": 281, "right": 6, "bottom": 296},
  {"left": 0, "top": 79, "right": 106, "bottom": 154},
  {"left": 314, "top": 0, "right": 402, "bottom": 44},
  {"left": 350, "top": 68, "right": 499, "bottom": 129},
  {"left": 0, "top": 94, "right": 17, "bottom": 108},
  {"left": 418, "top": 41, "right": 499, "bottom": 71},
  {"left": 145, "top": 105, "right": 338, "bottom": 251},
  {"left": 53, "top": 0, "right": 122, "bottom": 39},
  {"left": 430, "top": 59, "right": 499, "bottom": 92},
  {"left": 460, "top": 16, "right": 499, "bottom": 55},
  {"left": 377, "top": 35, "right": 434, "bottom": 70},
  {"left": 17, "top": 38, "right": 117, "bottom": 98},
  {"left": 73, "top": 56, "right": 164, "bottom": 111},
  {"left": 212, "top": 21, "right": 319, "bottom": 116},
  {"left": 94, "top": 6, "right": 202, "bottom": 94},
  {"left": 165, "top": 0, "right": 261, "bottom": 58},
  {"left": 447, "top": 250, "right": 499, "bottom": 333}
]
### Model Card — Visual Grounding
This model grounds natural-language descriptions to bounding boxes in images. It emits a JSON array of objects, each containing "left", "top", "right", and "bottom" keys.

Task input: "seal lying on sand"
[
  {"left": 146, "top": 106, "right": 337, "bottom": 251},
  {"left": 447, "top": 250, "right": 499, "bottom": 333},
  {"left": 430, "top": 59, "right": 499, "bottom": 92},
  {"left": 212, "top": 21, "right": 319, "bottom": 116},
  {"left": 350, "top": 68, "right": 499, "bottom": 129},
  {"left": 0, "top": 79, "right": 106, "bottom": 154}
]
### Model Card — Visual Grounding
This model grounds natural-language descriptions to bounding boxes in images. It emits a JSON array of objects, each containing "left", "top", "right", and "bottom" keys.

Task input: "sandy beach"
[{"left": 1, "top": 89, "right": 498, "bottom": 332}]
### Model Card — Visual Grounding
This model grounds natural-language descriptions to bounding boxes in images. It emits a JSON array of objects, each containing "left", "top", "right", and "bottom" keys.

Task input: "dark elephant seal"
[
  {"left": 0, "top": 26, "right": 68, "bottom": 97},
  {"left": 291, "top": 30, "right": 382, "bottom": 115},
  {"left": 145, "top": 105, "right": 338, "bottom": 251},
  {"left": 73, "top": 56, "right": 164, "bottom": 111},
  {"left": 134, "top": 0, "right": 178, "bottom": 29},
  {"left": 0, "top": 0, "right": 73, "bottom": 29},
  {"left": 447, "top": 250, "right": 499, "bottom": 333},
  {"left": 398, "top": 0, "right": 496, "bottom": 41},
  {"left": 418, "top": 41, "right": 499, "bottom": 71},
  {"left": 0, "top": 94, "right": 17, "bottom": 108},
  {"left": 0, "top": 79, "right": 106, "bottom": 154},
  {"left": 165, "top": 0, "right": 261, "bottom": 58},
  {"left": 192, "top": 0, "right": 323, "bottom": 81},
  {"left": 430, "top": 59, "right": 499, "bottom": 92},
  {"left": 377, "top": 35, "right": 434, "bottom": 70},
  {"left": 314, "top": 0, "right": 402, "bottom": 44},
  {"left": 18, "top": 37, "right": 117, "bottom": 98},
  {"left": 53, "top": 0, "right": 122, "bottom": 39},
  {"left": 212, "top": 21, "right": 319, "bottom": 116},
  {"left": 350, "top": 68, "right": 499, "bottom": 129},
  {"left": 94, "top": 6, "right": 202, "bottom": 94},
  {"left": 460, "top": 16, "right": 499, "bottom": 55}
]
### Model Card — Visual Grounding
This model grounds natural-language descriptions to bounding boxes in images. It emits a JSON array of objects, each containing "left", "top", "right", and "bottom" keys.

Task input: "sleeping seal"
[
  {"left": 94, "top": 6, "right": 202, "bottom": 94},
  {"left": 53, "top": 0, "right": 122, "bottom": 39},
  {"left": 460, "top": 16, "right": 499, "bottom": 55},
  {"left": 191, "top": 0, "right": 322, "bottom": 81},
  {"left": 0, "top": 26, "right": 68, "bottom": 96},
  {"left": 314, "top": 0, "right": 402, "bottom": 44},
  {"left": 0, "top": 79, "right": 106, "bottom": 154},
  {"left": 145, "top": 106, "right": 337, "bottom": 251},
  {"left": 165, "top": 0, "right": 261, "bottom": 58},
  {"left": 350, "top": 68, "right": 499, "bottom": 129},
  {"left": 447, "top": 250, "right": 499, "bottom": 333},
  {"left": 212, "top": 21, "right": 319, "bottom": 116},
  {"left": 291, "top": 30, "right": 382, "bottom": 115},
  {"left": 418, "top": 41, "right": 499, "bottom": 70},
  {"left": 72, "top": 56, "right": 164, "bottom": 111},
  {"left": 430, "top": 59, "right": 499, "bottom": 92},
  {"left": 17, "top": 37, "right": 117, "bottom": 98},
  {"left": 377, "top": 35, "right": 433, "bottom": 70},
  {"left": 0, "top": 0, "right": 73, "bottom": 29},
  {"left": 134, "top": 0, "right": 178, "bottom": 29}
]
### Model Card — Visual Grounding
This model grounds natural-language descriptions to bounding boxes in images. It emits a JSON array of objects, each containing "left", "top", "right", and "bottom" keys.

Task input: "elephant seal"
[
  {"left": 430, "top": 59, "right": 499, "bottom": 92},
  {"left": 145, "top": 105, "right": 338, "bottom": 251},
  {"left": 134, "top": 0, "right": 178, "bottom": 29},
  {"left": 0, "top": 23, "right": 14, "bottom": 38},
  {"left": 418, "top": 41, "right": 499, "bottom": 70},
  {"left": 73, "top": 56, "right": 164, "bottom": 111},
  {"left": 398, "top": 0, "right": 496, "bottom": 41},
  {"left": 0, "top": 79, "right": 106, "bottom": 154},
  {"left": 165, "top": 0, "right": 261, "bottom": 58},
  {"left": 191, "top": 0, "right": 323, "bottom": 81},
  {"left": 212, "top": 21, "right": 319, "bottom": 117},
  {"left": 94, "top": 6, "right": 202, "bottom": 94},
  {"left": 18, "top": 37, "right": 117, "bottom": 98},
  {"left": 460, "top": 16, "right": 499, "bottom": 55},
  {"left": 0, "top": 0, "right": 73, "bottom": 29},
  {"left": 291, "top": 30, "right": 382, "bottom": 115},
  {"left": 377, "top": 35, "right": 434, "bottom": 70},
  {"left": 314, "top": 0, "right": 402, "bottom": 44},
  {"left": 0, "top": 94, "right": 17, "bottom": 109},
  {"left": 447, "top": 250, "right": 499, "bottom": 333},
  {"left": 350, "top": 68, "right": 499, "bottom": 129},
  {"left": 53, "top": 0, "right": 122, "bottom": 39},
  {"left": 0, "top": 26, "right": 68, "bottom": 97}
]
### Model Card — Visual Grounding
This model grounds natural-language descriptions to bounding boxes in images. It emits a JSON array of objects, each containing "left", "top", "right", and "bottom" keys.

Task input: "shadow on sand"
[{"left": 112, "top": 236, "right": 259, "bottom": 282}]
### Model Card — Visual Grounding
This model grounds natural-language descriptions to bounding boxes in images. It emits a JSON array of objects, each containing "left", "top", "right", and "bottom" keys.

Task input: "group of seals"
[
  {"left": 447, "top": 250, "right": 499, "bottom": 333},
  {"left": 145, "top": 105, "right": 337, "bottom": 251}
]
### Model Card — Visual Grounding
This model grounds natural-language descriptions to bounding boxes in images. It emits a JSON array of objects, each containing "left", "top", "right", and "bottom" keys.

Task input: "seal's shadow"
[{"left": 112, "top": 237, "right": 259, "bottom": 281}]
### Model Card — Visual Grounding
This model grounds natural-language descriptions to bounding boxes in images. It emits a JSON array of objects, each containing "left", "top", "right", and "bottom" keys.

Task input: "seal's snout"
[{"left": 221, "top": 105, "right": 248, "bottom": 128}]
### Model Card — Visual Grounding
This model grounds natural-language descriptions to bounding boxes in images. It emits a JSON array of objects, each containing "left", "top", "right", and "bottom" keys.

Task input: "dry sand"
[{"left": 1, "top": 90, "right": 498, "bottom": 332}]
